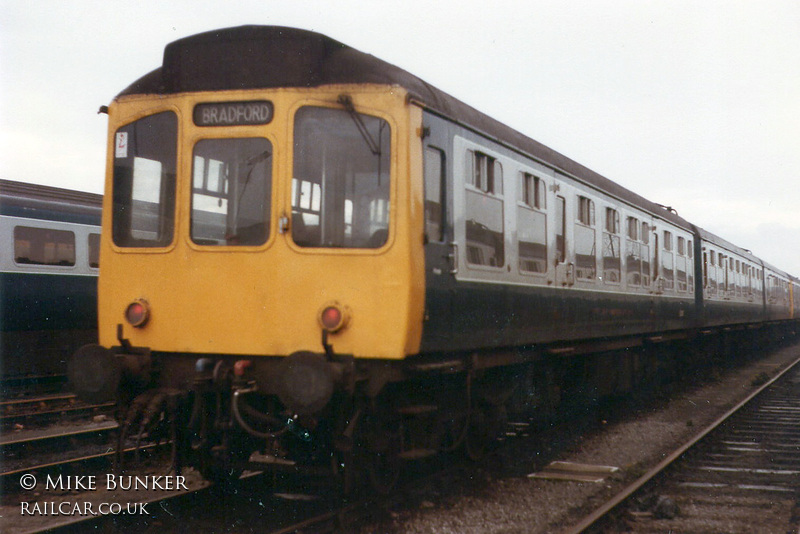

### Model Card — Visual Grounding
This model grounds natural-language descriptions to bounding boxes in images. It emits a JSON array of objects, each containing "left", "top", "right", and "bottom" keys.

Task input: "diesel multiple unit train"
[
  {"left": 0, "top": 180, "right": 101, "bottom": 382},
  {"left": 67, "top": 26, "right": 799, "bottom": 490}
]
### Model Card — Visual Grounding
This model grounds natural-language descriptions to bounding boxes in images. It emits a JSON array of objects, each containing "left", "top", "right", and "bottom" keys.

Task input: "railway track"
[
  {"left": 569, "top": 353, "right": 800, "bottom": 533},
  {"left": 1, "top": 420, "right": 120, "bottom": 482},
  {"left": 0, "top": 375, "right": 69, "bottom": 399},
  {"left": 34, "top": 461, "right": 444, "bottom": 534},
  {"left": 1, "top": 392, "right": 115, "bottom": 432},
  {"left": 5, "top": 346, "right": 798, "bottom": 533}
]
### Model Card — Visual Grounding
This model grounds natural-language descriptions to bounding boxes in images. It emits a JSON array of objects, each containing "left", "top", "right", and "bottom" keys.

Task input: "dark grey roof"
[{"left": 0, "top": 179, "right": 102, "bottom": 223}]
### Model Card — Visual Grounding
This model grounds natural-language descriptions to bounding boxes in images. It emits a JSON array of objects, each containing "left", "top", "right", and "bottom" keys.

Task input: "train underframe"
[{"left": 70, "top": 321, "right": 798, "bottom": 493}]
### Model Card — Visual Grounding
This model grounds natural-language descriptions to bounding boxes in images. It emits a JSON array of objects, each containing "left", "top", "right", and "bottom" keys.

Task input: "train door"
[{"left": 420, "top": 121, "right": 454, "bottom": 351}]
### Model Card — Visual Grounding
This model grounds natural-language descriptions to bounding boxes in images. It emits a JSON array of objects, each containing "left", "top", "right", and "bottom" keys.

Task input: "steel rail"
[
  {"left": 563, "top": 353, "right": 800, "bottom": 534},
  {"left": 1, "top": 442, "right": 165, "bottom": 480}
]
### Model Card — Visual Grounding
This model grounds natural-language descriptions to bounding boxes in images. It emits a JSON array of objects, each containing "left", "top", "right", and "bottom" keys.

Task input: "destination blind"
[{"left": 194, "top": 101, "right": 274, "bottom": 126}]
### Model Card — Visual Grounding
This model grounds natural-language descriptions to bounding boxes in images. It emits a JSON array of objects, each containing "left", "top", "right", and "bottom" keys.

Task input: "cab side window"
[{"left": 424, "top": 147, "right": 445, "bottom": 242}]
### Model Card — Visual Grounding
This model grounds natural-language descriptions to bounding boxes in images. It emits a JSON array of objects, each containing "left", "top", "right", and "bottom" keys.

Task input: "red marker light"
[
  {"left": 319, "top": 303, "right": 349, "bottom": 332},
  {"left": 125, "top": 299, "right": 150, "bottom": 327},
  {"left": 321, "top": 307, "right": 342, "bottom": 330}
]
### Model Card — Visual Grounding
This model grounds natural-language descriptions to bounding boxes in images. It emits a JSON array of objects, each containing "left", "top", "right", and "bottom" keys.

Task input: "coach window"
[
  {"left": 465, "top": 150, "right": 504, "bottom": 267},
  {"left": 676, "top": 236, "right": 687, "bottom": 292},
  {"left": 574, "top": 196, "right": 596, "bottom": 280},
  {"left": 191, "top": 138, "right": 272, "bottom": 246},
  {"left": 88, "top": 233, "right": 100, "bottom": 268},
  {"left": 756, "top": 269, "right": 762, "bottom": 297},
  {"left": 721, "top": 255, "right": 730, "bottom": 293},
  {"left": 708, "top": 250, "right": 718, "bottom": 294},
  {"left": 602, "top": 207, "right": 621, "bottom": 284},
  {"left": 626, "top": 216, "right": 641, "bottom": 286},
  {"left": 518, "top": 172, "right": 547, "bottom": 274},
  {"left": 293, "top": 106, "right": 390, "bottom": 248},
  {"left": 661, "top": 230, "right": 674, "bottom": 290},
  {"left": 469, "top": 150, "right": 503, "bottom": 195},
  {"left": 735, "top": 260, "right": 742, "bottom": 296},
  {"left": 112, "top": 111, "right": 177, "bottom": 248},
  {"left": 725, "top": 257, "right": 732, "bottom": 294},
  {"left": 14, "top": 226, "right": 75, "bottom": 266},
  {"left": 424, "top": 147, "right": 445, "bottom": 242},
  {"left": 521, "top": 172, "right": 545, "bottom": 209},
  {"left": 641, "top": 222, "right": 651, "bottom": 286}
]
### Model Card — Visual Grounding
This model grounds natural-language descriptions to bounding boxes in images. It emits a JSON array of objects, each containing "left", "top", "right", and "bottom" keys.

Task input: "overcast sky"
[{"left": 1, "top": 1, "right": 798, "bottom": 274}]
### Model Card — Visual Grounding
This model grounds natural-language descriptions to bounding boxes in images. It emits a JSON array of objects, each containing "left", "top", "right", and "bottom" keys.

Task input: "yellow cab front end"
[{"left": 89, "top": 86, "right": 425, "bottom": 416}]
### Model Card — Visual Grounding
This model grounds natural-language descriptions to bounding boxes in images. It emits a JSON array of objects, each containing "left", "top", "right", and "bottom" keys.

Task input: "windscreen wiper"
[
  {"left": 337, "top": 94, "right": 381, "bottom": 156},
  {"left": 237, "top": 149, "right": 272, "bottom": 204}
]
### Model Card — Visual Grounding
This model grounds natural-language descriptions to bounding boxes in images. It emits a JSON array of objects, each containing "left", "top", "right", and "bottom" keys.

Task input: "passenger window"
[
  {"left": 520, "top": 172, "right": 546, "bottom": 210},
  {"left": 577, "top": 196, "right": 595, "bottom": 226},
  {"left": 719, "top": 254, "right": 728, "bottom": 291},
  {"left": 465, "top": 149, "right": 504, "bottom": 267},
  {"left": 676, "top": 243, "right": 687, "bottom": 292},
  {"left": 640, "top": 222, "right": 651, "bottom": 286},
  {"left": 708, "top": 251, "right": 717, "bottom": 293},
  {"left": 605, "top": 207, "right": 619, "bottom": 234},
  {"left": 469, "top": 150, "right": 502, "bottom": 195},
  {"left": 88, "top": 233, "right": 100, "bottom": 268},
  {"left": 575, "top": 196, "right": 596, "bottom": 280},
  {"left": 518, "top": 174, "right": 547, "bottom": 274},
  {"left": 602, "top": 208, "right": 621, "bottom": 284},
  {"left": 661, "top": 230, "right": 674, "bottom": 290},
  {"left": 424, "top": 147, "right": 445, "bottom": 242},
  {"left": 14, "top": 226, "right": 76, "bottom": 266},
  {"left": 626, "top": 216, "right": 641, "bottom": 286},
  {"left": 627, "top": 217, "right": 638, "bottom": 240}
]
